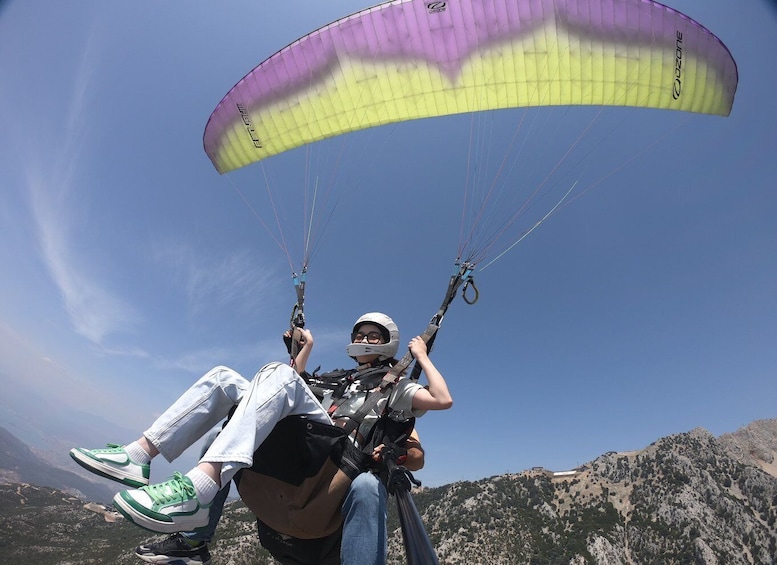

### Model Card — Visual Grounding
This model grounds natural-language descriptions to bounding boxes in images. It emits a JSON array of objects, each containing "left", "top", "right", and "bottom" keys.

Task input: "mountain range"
[
  {"left": 0, "top": 426, "right": 117, "bottom": 503},
  {"left": 1, "top": 419, "right": 776, "bottom": 564}
]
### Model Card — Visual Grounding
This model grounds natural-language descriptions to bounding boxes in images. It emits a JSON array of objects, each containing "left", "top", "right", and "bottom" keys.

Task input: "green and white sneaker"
[
  {"left": 69, "top": 444, "right": 150, "bottom": 488},
  {"left": 113, "top": 472, "right": 210, "bottom": 533}
]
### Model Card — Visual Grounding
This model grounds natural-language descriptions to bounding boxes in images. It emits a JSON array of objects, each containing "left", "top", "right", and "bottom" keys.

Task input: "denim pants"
[
  {"left": 143, "top": 362, "right": 330, "bottom": 487},
  {"left": 341, "top": 472, "right": 388, "bottom": 565}
]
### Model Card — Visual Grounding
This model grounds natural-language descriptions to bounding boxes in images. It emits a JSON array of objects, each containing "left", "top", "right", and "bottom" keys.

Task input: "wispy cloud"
[
  {"left": 153, "top": 238, "right": 279, "bottom": 319},
  {"left": 156, "top": 323, "right": 345, "bottom": 376},
  {"left": 157, "top": 340, "right": 278, "bottom": 375},
  {"left": 24, "top": 21, "right": 141, "bottom": 346},
  {"left": 39, "top": 224, "right": 141, "bottom": 344}
]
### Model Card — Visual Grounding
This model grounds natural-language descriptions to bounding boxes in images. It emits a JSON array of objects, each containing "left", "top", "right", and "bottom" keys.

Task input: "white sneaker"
[
  {"left": 113, "top": 472, "right": 210, "bottom": 533},
  {"left": 70, "top": 444, "right": 150, "bottom": 488}
]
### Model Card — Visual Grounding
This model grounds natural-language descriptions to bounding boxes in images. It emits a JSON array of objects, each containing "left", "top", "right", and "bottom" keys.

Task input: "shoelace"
[
  {"left": 94, "top": 443, "right": 124, "bottom": 453},
  {"left": 141, "top": 472, "right": 196, "bottom": 505}
]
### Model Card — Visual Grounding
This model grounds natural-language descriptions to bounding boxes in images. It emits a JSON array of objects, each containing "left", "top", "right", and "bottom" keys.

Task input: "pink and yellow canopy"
[{"left": 204, "top": 0, "right": 737, "bottom": 174}]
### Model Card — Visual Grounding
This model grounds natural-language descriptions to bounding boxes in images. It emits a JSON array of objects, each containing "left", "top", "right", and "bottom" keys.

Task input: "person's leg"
[
  {"left": 340, "top": 473, "right": 387, "bottom": 565},
  {"left": 181, "top": 429, "right": 230, "bottom": 544},
  {"left": 198, "top": 362, "right": 331, "bottom": 487},
  {"left": 114, "top": 362, "right": 332, "bottom": 533},
  {"left": 143, "top": 366, "right": 249, "bottom": 462},
  {"left": 70, "top": 366, "right": 249, "bottom": 487},
  {"left": 132, "top": 475, "right": 228, "bottom": 564}
]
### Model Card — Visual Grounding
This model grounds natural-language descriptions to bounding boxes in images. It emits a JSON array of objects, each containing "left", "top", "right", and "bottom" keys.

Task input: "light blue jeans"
[{"left": 143, "top": 363, "right": 330, "bottom": 487}]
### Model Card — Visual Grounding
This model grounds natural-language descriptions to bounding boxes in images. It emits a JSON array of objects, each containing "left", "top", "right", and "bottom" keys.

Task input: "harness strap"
[
  {"left": 312, "top": 365, "right": 392, "bottom": 416},
  {"left": 288, "top": 269, "right": 307, "bottom": 365}
]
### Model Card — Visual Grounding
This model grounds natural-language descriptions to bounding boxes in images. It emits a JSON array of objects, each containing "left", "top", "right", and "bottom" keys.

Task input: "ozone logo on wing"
[
  {"left": 237, "top": 103, "right": 262, "bottom": 148},
  {"left": 673, "top": 31, "right": 683, "bottom": 100},
  {"left": 427, "top": 1, "right": 447, "bottom": 14}
]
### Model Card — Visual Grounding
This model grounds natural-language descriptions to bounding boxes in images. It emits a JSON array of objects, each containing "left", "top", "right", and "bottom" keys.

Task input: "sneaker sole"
[
  {"left": 136, "top": 554, "right": 211, "bottom": 565},
  {"left": 69, "top": 449, "right": 149, "bottom": 488},
  {"left": 113, "top": 492, "right": 210, "bottom": 534}
]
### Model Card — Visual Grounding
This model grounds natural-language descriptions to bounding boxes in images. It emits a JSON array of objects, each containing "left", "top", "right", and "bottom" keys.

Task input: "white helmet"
[{"left": 346, "top": 312, "right": 400, "bottom": 361}]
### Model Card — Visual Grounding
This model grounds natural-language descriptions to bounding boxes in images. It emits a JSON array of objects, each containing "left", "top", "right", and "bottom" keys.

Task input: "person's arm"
[
  {"left": 290, "top": 328, "right": 314, "bottom": 374},
  {"left": 407, "top": 336, "right": 453, "bottom": 411},
  {"left": 403, "top": 428, "right": 425, "bottom": 471},
  {"left": 371, "top": 428, "right": 425, "bottom": 471}
]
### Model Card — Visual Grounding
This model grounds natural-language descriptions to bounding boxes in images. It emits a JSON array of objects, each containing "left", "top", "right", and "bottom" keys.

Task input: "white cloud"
[
  {"left": 152, "top": 238, "right": 279, "bottom": 319},
  {"left": 32, "top": 200, "right": 140, "bottom": 343},
  {"left": 22, "top": 22, "right": 141, "bottom": 347}
]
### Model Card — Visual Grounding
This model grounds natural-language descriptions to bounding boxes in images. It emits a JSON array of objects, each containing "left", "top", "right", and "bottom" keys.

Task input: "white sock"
[
  {"left": 124, "top": 441, "right": 151, "bottom": 464},
  {"left": 186, "top": 468, "right": 218, "bottom": 505}
]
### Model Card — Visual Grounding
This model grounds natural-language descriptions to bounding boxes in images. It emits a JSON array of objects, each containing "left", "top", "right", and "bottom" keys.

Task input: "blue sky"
[{"left": 1, "top": 0, "right": 775, "bottom": 489}]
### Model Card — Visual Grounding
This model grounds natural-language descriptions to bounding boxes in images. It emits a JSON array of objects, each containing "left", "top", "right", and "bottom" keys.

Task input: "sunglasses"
[{"left": 351, "top": 330, "right": 384, "bottom": 344}]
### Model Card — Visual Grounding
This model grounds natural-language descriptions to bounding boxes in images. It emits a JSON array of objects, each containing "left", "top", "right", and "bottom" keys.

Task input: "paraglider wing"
[{"left": 204, "top": 0, "right": 737, "bottom": 174}]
